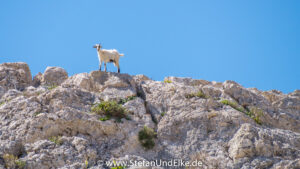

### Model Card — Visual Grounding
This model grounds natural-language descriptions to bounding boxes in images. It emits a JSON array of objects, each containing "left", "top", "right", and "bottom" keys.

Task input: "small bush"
[
  {"left": 49, "top": 136, "right": 63, "bottom": 145},
  {"left": 118, "top": 95, "right": 137, "bottom": 105},
  {"left": 111, "top": 166, "right": 125, "bottom": 169},
  {"left": 15, "top": 160, "right": 26, "bottom": 169},
  {"left": 138, "top": 126, "right": 157, "bottom": 150},
  {"left": 110, "top": 160, "right": 126, "bottom": 169},
  {"left": 161, "top": 112, "right": 166, "bottom": 117},
  {"left": 34, "top": 112, "right": 42, "bottom": 116},
  {"left": 164, "top": 80, "right": 172, "bottom": 83},
  {"left": 221, "top": 100, "right": 263, "bottom": 125},
  {"left": 220, "top": 100, "right": 245, "bottom": 112},
  {"left": 249, "top": 107, "right": 263, "bottom": 125},
  {"left": 99, "top": 116, "right": 110, "bottom": 121},
  {"left": 253, "top": 116, "right": 262, "bottom": 125},
  {"left": 47, "top": 84, "right": 58, "bottom": 90},
  {"left": 85, "top": 160, "right": 89, "bottom": 168},
  {"left": 185, "top": 90, "right": 208, "bottom": 99},
  {"left": 3, "top": 154, "right": 26, "bottom": 169},
  {"left": 91, "top": 101, "right": 128, "bottom": 121},
  {"left": 0, "top": 101, "right": 5, "bottom": 106},
  {"left": 3, "top": 154, "right": 17, "bottom": 168}
]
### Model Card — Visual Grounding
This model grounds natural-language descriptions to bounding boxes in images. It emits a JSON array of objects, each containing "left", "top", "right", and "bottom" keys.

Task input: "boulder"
[
  {"left": 0, "top": 62, "right": 32, "bottom": 91},
  {"left": 63, "top": 71, "right": 137, "bottom": 100},
  {"left": 41, "top": 67, "right": 68, "bottom": 86},
  {"left": 62, "top": 73, "right": 93, "bottom": 91},
  {"left": 229, "top": 123, "right": 300, "bottom": 163}
]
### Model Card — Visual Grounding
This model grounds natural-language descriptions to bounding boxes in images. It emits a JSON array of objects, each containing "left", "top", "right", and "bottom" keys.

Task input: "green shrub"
[
  {"left": 49, "top": 136, "right": 63, "bottom": 145},
  {"left": 91, "top": 101, "right": 128, "bottom": 121},
  {"left": 185, "top": 90, "right": 208, "bottom": 99},
  {"left": 99, "top": 116, "right": 110, "bottom": 121},
  {"left": 111, "top": 166, "right": 125, "bottom": 169},
  {"left": 34, "top": 112, "right": 42, "bottom": 116},
  {"left": 15, "top": 160, "right": 26, "bottom": 169},
  {"left": 118, "top": 96, "right": 137, "bottom": 105},
  {"left": 2, "top": 154, "right": 26, "bottom": 169},
  {"left": 3, "top": 154, "right": 17, "bottom": 168},
  {"left": 161, "top": 112, "right": 166, "bottom": 117},
  {"left": 249, "top": 107, "right": 263, "bottom": 125},
  {"left": 252, "top": 114, "right": 261, "bottom": 125},
  {"left": 47, "top": 84, "right": 58, "bottom": 90},
  {"left": 221, "top": 100, "right": 263, "bottom": 125},
  {"left": 85, "top": 160, "right": 89, "bottom": 168},
  {"left": 220, "top": 100, "right": 245, "bottom": 113},
  {"left": 138, "top": 126, "right": 157, "bottom": 150},
  {"left": 110, "top": 160, "right": 126, "bottom": 169},
  {"left": 164, "top": 80, "right": 172, "bottom": 83},
  {"left": 0, "top": 101, "right": 4, "bottom": 106}
]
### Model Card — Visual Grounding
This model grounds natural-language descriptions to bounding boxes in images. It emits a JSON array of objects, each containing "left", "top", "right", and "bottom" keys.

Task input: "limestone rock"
[
  {"left": 229, "top": 124, "right": 300, "bottom": 161},
  {"left": 133, "top": 74, "right": 150, "bottom": 83},
  {"left": 228, "top": 123, "right": 300, "bottom": 168},
  {"left": 41, "top": 67, "right": 68, "bottom": 86},
  {"left": 62, "top": 73, "right": 93, "bottom": 91},
  {"left": 0, "top": 62, "right": 32, "bottom": 91},
  {"left": 0, "top": 62, "right": 299, "bottom": 169},
  {"left": 23, "top": 137, "right": 98, "bottom": 169},
  {"left": 164, "top": 76, "right": 210, "bottom": 86},
  {"left": 63, "top": 71, "right": 136, "bottom": 94},
  {"left": 290, "top": 90, "right": 300, "bottom": 97},
  {"left": 32, "top": 72, "right": 43, "bottom": 87}
]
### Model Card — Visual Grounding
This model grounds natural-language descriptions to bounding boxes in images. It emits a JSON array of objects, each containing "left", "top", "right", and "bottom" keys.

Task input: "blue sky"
[{"left": 0, "top": 0, "right": 299, "bottom": 93}]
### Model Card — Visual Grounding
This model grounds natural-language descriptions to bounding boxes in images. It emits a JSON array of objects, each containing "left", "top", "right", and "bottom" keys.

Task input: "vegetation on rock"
[
  {"left": 118, "top": 95, "right": 137, "bottom": 105},
  {"left": 49, "top": 136, "right": 63, "bottom": 145},
  {"left": 138, "top": 126, "right": 157, "bottom": 150},
  {"left": 91, "top": 101, "right": 129, "bottom": 122},
  {"left": 164, "top": 79, "right": 172, "bottom": 83},
  {"left": 185, "top": 90, "right": 208, "bottom": 99},
  {"left": 221, "top": 99, "right": 262, "bottom": 125},
  {"left": 3, "top": 154, "right": 26, "bottom": 169}
]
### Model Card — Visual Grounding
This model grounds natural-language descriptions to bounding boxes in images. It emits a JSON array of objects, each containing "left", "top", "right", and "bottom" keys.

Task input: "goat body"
[{"left": 93, "top": 44, "right": 124, "bottom": 73}]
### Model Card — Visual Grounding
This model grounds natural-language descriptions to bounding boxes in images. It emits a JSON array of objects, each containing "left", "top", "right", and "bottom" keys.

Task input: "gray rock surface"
[
  {"left": 42, "top": 67, "right": 68, "bottom": 86},
  {"left": 0, "top": 62, "right": 32, "bottom": 91},
  {"left": 0, "top": 63, "right": 299, "bottom": 169}
]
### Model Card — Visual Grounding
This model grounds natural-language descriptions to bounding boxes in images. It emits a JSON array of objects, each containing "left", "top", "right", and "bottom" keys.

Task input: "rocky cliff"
[{"left": 0, "top": 62, "right": 299, "bottom": 169}]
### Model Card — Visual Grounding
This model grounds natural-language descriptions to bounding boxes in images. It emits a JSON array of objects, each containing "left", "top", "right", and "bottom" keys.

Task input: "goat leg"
[{"left": 99, "top": 61, "right": 102, "bottom": 71}]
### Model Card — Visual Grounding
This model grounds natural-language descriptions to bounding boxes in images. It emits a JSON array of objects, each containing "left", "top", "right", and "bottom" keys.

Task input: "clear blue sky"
[{"left": 0, "top": 0, "right": 299, "bottom": 93}]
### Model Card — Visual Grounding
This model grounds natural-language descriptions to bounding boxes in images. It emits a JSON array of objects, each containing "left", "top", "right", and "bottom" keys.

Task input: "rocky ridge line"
[{"left": 0, "top": 62, "right": 299, "bottom": 169}]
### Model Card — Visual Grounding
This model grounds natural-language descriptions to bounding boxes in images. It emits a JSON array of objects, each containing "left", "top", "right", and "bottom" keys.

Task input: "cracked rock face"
[
  {"left": 0, "top": 62, "right": 32, "bottom": 91},
  {"left": 0, "top": 62, "right": 299, "bottom": 169}
]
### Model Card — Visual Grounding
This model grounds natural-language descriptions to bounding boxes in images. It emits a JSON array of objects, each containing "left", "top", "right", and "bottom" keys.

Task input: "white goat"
[{"left": 93, "top": 44, "right": 124, "bottom": 73}]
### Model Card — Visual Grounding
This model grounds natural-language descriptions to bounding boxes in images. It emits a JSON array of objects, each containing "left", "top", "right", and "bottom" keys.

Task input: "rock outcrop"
[
  {"left": 0, "top": 62, "right": 32, "bottom": 91},
  {"left": 33, "top": 66, "right": 68, "bottom": 87},
  {"left": 0, "top": 62, "right": 299, "bottom": 169}
]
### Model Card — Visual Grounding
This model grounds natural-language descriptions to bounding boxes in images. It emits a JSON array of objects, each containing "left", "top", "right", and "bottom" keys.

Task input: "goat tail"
[{"left": 119, "top": 53, "right": 124, "bottom": 57}]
